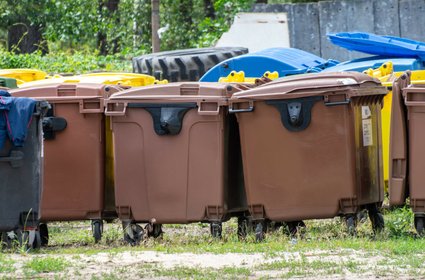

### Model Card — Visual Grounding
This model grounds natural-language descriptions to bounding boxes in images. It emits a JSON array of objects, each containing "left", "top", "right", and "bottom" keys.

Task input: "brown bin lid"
[
  {"left": 230, "top": 72, "right": 387, "bottom": 101},
  {"left": 10, "top": 83, "right": 120, "bottom": 101},
  {"left": 108, "top": 82, "right": 241, "bottom": 103}
]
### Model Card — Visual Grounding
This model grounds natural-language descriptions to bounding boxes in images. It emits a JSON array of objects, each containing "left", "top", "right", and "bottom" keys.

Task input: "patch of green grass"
[
  {"left": 149, "top": 266, "right": 251, "bottom": 279},
  {"left": 23, "top": 256, "right": 70, "bottom": 274},
  {"left": 0, "top": 254, "right": 16, "bottom": 273},
  {"left": 259, "top": 255, "right": 350, "bottom": 278}
]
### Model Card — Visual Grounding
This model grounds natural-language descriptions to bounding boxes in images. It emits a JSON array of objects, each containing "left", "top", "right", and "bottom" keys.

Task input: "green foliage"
[
  {"left": 384, "top": 206, "right": 415, "bottom": 238},
  {"left": 194, "top": 0, "right": 256, "bottom": 48},
  {"left": 24, "top": 256, "right": 69, "bottom": 274},
  {"left": 0, "top": 50, "right": 131, "bottom": 74},
  {"left": 0, "top": 0, "right": 256, "bottom": 54}
]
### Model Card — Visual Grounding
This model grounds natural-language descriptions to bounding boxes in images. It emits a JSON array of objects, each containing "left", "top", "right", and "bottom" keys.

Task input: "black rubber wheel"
[
  {"left": 210, "top": 222, "right": 222, "bottom": 239},
  {"left": 345, "top": 215, "right": 357, "bottom": 236},
  {"left": 123, "top": 222, "right": 143, "bottom": 246},
  {"left": 415, "top": 216, "right": 425, "bottom": 236},
  {"left": 132, "top": 47, "right": 248, "bottom": 82},
  {"left": 39, "top": 223, "right": 49, "bottom": 247},
  {"left": 255, "top": 222, "right": 265, "bottom": 242},
  {"left": 237, "top": 217, "right": 248, "bottom": 240},
  {"left": 1, "top": 232, "right": 12, "bottom": 249},
  {"left": 92, "top": 220, "right": 103, "bottom": 243},
  {"left": 367, "top": 204, "right": 385, "bottom": 233},
  {"left": 146, "top": 223, "right": 163, "bottom": 238},
  {"left": 22, "top": 230, "right": 41, "bottom": 250},
  {"left": 286, "top": 221, "right": 306, "bottom": 237}
]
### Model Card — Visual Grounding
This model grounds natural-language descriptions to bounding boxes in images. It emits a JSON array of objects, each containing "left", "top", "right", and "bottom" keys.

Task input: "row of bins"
[
  {"left": 104, "top": 72, "right": 387, "bottom": 242},
  {"left": 1, "top": 71, "right": 388, "bottom": 247}
]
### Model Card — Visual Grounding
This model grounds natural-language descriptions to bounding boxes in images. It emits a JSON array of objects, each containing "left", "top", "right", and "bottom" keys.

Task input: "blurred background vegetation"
[{"left": 0, "top": 0, "right": 319, "bottom": 72}]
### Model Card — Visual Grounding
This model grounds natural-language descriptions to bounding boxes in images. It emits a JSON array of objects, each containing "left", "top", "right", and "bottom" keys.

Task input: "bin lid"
[
  {"left": 10, "top": 83, "right": 121, "bottom": 101},
  {"left": 108, "top": 82, "right": 242, "bottom": 103},
  {"left": 231, "top": 72, "right": 386, "bottom": 101},
  {"left": 328, "top": 32, "right": 425, "bottom": 59},
  {"left": 200, "top": 48, "right": 339, "bottom": 82},
  {"left": 19, "top": 72, "right": 156, "bottom": 88},
  {"left": 0, "top": 68, "right": 47, "bottom": 85},
  {"left": 322, "top": 56, "right": 425, "bottom": 73}
]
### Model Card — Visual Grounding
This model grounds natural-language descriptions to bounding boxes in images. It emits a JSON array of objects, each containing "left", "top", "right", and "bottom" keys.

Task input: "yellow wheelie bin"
[{"left": 0, "top": 69, "right": 47, "bottom": 85}]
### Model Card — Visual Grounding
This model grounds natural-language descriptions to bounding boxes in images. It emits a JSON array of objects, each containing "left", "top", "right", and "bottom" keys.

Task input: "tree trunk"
[
  {"left": 151, "top": 0, "right": 160, "bottom": 52},
  {"left": 97, "top": 0, "right": 120, "bottom": 55},
  {"left": 8, "top": 23, "right": 47, "bottom": 54},
  {"left": 204, "top": 0, "right": 215, "bottom": 19}
]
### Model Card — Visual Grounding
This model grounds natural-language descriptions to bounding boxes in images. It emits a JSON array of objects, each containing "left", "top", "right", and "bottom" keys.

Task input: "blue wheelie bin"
[
  {"left": 200, "top": 48, "right": 339, "bottom": 82},
  {"left": 324, "top": 32, "right": 425, "bottom": 73}
]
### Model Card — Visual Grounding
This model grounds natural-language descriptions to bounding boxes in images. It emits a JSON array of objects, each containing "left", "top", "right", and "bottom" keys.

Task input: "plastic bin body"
[
  {"left": 106, "top": 83, "right": 247, "bottom": 224},
  {"left": 325, "top": 58, "right": 425, "bottom": 189},
  {"left": 230, "top": 73, "right": 386, "bottom": 221},
  {"left": 0, "top": 101, "right": 46, "bottom": 231},
  {"left": 200, "top": 48, "right": 339, "bottom": 82},
  {"left": 389, "top": 75, "right": 425, "bottom": 210},
  {"left": 11, "top": 84, "right": 121, "bottom": 221}
]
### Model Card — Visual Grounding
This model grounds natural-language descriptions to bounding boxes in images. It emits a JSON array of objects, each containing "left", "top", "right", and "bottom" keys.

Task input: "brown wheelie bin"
[
  {"left": 105, "top": 82, "right": 247, "bottom": 244},
  {"left": 229, "top": 72, "right": 387, "bottom": 240},
  {"left": 389, "top": 72, "right": 425, "bottom": 235},
  {"left": 10, "top": 83, "right": 122, "bottom": 245}
]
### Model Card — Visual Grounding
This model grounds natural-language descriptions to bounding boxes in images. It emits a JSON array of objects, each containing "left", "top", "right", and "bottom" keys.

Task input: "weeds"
[{"left": 23, "top": 256, "right": 70, "bottom": 274}]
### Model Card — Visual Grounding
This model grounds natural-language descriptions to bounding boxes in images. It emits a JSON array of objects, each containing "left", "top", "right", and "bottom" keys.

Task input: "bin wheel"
[
  {"left": 22, "top": 230, "right": 41, "bottom": 250},
  {"left": 122, "top": 222, "right": 143, "bottom": 246},
  {"left": 367, "top": 204, "right": 385, "bottom": 233},
  {"left": 146, "top": 223, "right": 163, "bottom": 238},
  {"left": 92, "top": 220, "right": 103, "bottom": 243},
  {"left": 210, "top": 222, "right": 222, "bottom": 239},
  {"left": 39, "top": 223, "right": 49, "bottom": 247},
  {"left": 345, "top": 215, "right": 357, "bottom": 236},
  {"left": 1, "top": 232, "right": 12, "bottom": 249},
  {"left": 286, "top": 221, "right": 306, "bottom": 238},
  {"left": 415, "top": 216, "right": 425, "bottom": 236},
  {"left": 237, "top": 217, "right": 249, "bottom": 240},
  {"left": 255, "top": 222, "right": 265, "bottom": 242},
  {"left": 269, "top": 221, "right": 284, "bottom": 232}
]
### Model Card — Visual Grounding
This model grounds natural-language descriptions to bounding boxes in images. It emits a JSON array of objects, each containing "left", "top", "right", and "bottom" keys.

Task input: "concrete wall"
[{"left": 252, "top": 0, "right": 424, "bottom": 61}]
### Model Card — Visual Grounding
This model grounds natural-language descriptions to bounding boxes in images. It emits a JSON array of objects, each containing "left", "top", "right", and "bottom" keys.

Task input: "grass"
[
  {"left": 1, "top": 206, "right": 425, "bottom": 278},
  {"left": 23, "top": 256, "right": 70, "bottom": 275},
  {"left": 0, "top": 253, "right": 16, "bottom": 273}
]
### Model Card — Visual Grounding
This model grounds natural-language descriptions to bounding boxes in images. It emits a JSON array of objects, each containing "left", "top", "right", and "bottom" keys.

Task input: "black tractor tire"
[{"left": 132, "top": 47, "right": 248, "bottom": 82}]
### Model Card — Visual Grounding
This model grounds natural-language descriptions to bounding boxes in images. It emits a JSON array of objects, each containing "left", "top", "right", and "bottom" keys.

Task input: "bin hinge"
[
  {"left": 339, "top": 198, "right": 358, "bottom": 214},
  {"left": 249, "top": 204, "right": 266, "bottom": 220},
  {"left": 205, "top": 206, "right": 225, "bottom": 221},
  {"left": 79, "top": 99, "right": 103, "bottom": 114},
  {"left": 323, "top": 94, "right": 350, "bottom": 106}
]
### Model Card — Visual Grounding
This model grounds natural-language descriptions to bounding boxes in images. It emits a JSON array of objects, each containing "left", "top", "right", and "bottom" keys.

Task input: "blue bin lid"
[
  {"left": 199, "top": 48, "right": 339, "bottom": 82},
  {"left": 322, "top": 56, "right": 425, "bottom": 73},
  {"left": 328, "top": 32, "right": 425, "bottom": 59}
]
